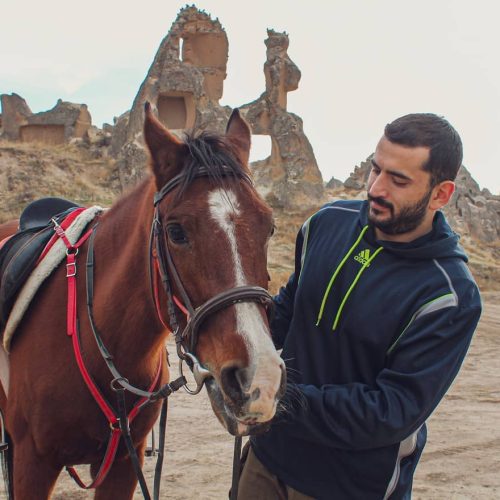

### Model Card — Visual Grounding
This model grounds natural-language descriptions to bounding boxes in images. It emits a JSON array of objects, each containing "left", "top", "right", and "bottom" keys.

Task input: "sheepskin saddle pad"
[{"left": 0, "top": 198, "right": 103, "bottom": 351}]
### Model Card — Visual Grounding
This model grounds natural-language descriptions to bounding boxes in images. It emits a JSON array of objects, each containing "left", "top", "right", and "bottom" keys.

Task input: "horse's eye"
[{"left": 166, "top": 224, "right": 188, "bottom": 244}]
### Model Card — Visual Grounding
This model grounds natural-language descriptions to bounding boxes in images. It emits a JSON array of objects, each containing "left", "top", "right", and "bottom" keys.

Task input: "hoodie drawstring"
[
  {"left": 331, "top": 246, "right": 383, "bottom": 330},
  {"left": 315, "top": 225, "right": 383, "bottom": 331}
]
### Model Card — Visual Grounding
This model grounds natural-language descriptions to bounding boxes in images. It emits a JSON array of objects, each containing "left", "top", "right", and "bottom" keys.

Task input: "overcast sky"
[{"left": 2, "top": 0, "right": 499, "bottom": 194}]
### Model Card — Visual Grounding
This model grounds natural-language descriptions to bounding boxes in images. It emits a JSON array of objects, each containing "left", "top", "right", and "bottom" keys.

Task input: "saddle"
[{"left": 0, "top": 198, "right": 81, "bottom": 333}]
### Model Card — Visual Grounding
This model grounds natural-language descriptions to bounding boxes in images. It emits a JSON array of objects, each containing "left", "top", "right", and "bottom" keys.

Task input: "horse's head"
[{"left": 143, "top": 104, "right": 286, "bottom": 436}]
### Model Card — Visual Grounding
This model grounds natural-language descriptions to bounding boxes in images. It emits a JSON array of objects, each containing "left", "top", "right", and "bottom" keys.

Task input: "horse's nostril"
[
  {"left": 235, "top": 366, "right": 252, "bottom": 391},
  {"left": 220, "top": 365, "right": 251, "bottom": 400}
]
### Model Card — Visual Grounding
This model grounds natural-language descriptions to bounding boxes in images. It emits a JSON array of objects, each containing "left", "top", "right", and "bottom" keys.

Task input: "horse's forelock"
[{"left": 173, "top": 131, "right": 251, "bottom": 200}]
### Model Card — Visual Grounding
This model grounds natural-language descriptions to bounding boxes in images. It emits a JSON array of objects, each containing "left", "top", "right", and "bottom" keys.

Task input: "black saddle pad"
[{"left": 0, "top": 199, "right": 81, "bottom": 333}]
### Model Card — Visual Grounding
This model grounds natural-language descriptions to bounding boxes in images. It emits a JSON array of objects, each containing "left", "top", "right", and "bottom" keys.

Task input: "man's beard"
[{"left": 367, "top": 189, "right": 433, "bottom": 236}]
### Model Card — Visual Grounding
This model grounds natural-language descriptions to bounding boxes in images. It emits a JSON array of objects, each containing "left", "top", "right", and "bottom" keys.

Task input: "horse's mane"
[{"left": 175, "top": 131, "right": 252, "bottom": 199}]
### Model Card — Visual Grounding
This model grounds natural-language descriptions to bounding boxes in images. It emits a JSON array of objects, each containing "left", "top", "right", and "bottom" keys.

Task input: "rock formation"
[
  {"left": 443, "top": 168, "right": 500, "bottom": 243},
  {"left": 343, "top": 155, "right": 372, "bottom": 190},
  {"left": 112, "top": 6, "right": 324, "bottom": 209},
  {"left": 112, "top": 6, "right": 231, "bottom": 187},
  {"left": 0, "top": 94, "right": 91, "bottom": 145},
  {"left": 240, "top": 30, "right": 324, "bottom": 208}
]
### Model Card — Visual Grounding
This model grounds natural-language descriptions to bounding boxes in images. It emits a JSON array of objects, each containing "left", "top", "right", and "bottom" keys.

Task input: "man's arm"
[
  {"left": 269, "top": 223, "right": 306, "bottom": 349},
  {"left": 278, "top": 289, "right": 481, "bottom": 450}
]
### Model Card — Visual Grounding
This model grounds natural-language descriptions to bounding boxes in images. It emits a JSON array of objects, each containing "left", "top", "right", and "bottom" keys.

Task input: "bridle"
[{"left": 150, "top": 165, "right": 275, "bottom": 394}]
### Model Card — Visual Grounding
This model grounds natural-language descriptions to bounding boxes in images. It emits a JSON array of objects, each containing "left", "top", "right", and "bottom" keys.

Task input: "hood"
[{"left": 359, "top": 201, "right": 467, "bottom": 262}]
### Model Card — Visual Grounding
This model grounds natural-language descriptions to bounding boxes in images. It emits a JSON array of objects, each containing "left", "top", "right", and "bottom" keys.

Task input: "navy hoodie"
[{"left": 251, "top": 200, "right": 481, "bottom": 499}]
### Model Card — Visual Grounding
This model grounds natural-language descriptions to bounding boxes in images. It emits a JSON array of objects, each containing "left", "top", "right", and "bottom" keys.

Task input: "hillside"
[
  {"left": 0, "top": 140, "right": 499, "bottom": 292},
  {"left": 0, "top": 140, "right": 120, "bottom": 222}
]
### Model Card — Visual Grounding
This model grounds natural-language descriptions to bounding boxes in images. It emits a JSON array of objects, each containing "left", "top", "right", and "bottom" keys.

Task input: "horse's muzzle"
[{"left": 205, "top": 362, "right": 286, "bottom": 437}]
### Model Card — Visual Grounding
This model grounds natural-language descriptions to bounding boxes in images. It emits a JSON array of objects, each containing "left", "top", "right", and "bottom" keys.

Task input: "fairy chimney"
[
  {"left": 240, "top": 30, "right": 324, "bottom": 209},
  {"left": 113, "top": 6, "right": 231, "bottom": 187}
]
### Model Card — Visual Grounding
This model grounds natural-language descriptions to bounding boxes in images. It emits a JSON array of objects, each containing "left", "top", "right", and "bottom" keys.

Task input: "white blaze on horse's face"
[{"left": 208, "top": 187, "right": 284, "bottom": 425}]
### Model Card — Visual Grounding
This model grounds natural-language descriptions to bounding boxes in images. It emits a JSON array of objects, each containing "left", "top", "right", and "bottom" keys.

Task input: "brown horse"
[
  {"left": 0, "top": 221, "right": 18, "bottom": 248},
  {"left": 0, "top": 106, "right": 285, "bottom": 499}
]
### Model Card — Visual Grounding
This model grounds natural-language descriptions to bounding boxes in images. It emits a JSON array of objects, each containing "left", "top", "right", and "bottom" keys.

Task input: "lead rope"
[
  {"left": 230, "top": 436, "right": 243, "bottom": 500},
  {"left": 153, "top": 399, "right": 168, "bottom": 499}
]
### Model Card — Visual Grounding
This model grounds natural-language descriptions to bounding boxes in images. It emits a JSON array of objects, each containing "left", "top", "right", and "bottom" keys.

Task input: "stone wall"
[{"left": 0, "top": 94, "right": 91, "bottom": 144}]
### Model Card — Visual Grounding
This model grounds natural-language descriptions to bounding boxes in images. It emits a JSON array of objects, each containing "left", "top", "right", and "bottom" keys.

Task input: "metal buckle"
[
  {"left": 66, "top": 262, "right": 77, "bottom": 277},
  {"left": 109, "top": 420, "right": 121, "bottom": 431}
]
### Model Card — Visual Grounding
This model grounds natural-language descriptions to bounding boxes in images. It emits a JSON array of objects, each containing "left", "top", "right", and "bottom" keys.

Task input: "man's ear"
[
  {"left": 226, "top": 108, "right": 251, "bottom": 167},
  {"left": 430, "top": 180, "right": 455, "bottom": 210},
  {"left": 143, "top": 102, "right": 185, "bottom": 189}
]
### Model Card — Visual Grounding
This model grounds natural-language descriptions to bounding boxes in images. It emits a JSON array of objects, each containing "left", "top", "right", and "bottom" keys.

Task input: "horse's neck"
[{"left": 90, "top": 178, "right": 166, "bottom": 358}]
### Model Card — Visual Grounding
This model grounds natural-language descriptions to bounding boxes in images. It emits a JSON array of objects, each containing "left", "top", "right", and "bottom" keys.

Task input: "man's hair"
[{"left": 384, "top": 113, "right": 463, "bottom": 186}]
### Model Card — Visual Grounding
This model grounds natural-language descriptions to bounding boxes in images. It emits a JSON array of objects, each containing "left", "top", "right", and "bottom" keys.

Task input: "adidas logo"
[{"left": 354, "top": 249, "right": 371, "bottom": 266}]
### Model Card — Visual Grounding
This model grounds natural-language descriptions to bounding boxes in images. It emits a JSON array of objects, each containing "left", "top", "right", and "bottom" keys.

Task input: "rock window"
[{"left": 157, "top": 93, "right": 195, "bottom": 130}]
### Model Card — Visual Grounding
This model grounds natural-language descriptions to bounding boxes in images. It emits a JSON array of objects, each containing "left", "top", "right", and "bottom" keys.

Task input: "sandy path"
[{"left": 1, "top": 293, "right": 499, "bottom": 499}]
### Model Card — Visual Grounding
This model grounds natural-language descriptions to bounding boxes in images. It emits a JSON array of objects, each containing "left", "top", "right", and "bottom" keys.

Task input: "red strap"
[
  {"left": 66, "top": 252, "right": 77, "bottom": 337},
  {"left": 66, "top": 332, "right": 163, "bottom": 489},
  {"left": 71, "top": 325, "right": 117, "bottom": 423},
  {"left": 153, "top": 258, "right": 170, "bottom": 330},
  {"left": 66, "top": 429, "right": 121, "bottom": 489},
  {"left": 36, "top": 207, "right": 86, "bottom": 265},
  {"left": 153, "top": 257, "right": 189, "bottom": 322},
  {"left": 173, "top": 295, "right": 189, "bottom": 318},
  {"left": 67, "top": 327, "right": 162, "bottom": 489},
  {"left": 63, "top": 227, "right": 164, "bottom": 490}
]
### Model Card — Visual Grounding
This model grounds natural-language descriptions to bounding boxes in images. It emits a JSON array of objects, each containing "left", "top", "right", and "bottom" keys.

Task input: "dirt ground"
[{"left": 1, "top": 293, "right": 498, "bottom": 499}]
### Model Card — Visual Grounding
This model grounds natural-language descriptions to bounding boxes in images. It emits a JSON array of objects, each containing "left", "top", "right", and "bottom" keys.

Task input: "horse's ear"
[
  {"left": 143, "top": 102, "right": 185, "bottom": 188},
  {"left": 226, "top": 108, "right": 251, "bottom": 166}
]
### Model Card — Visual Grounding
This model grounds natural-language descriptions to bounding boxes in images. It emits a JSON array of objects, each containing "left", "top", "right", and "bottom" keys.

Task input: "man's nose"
[{"left": 368, "top": 172, "right": 388, "bottom": 198}]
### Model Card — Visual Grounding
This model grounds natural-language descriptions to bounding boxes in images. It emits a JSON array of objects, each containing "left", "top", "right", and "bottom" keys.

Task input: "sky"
[{"left": 1, "top": 0, "right": 499, "bottom": 195}]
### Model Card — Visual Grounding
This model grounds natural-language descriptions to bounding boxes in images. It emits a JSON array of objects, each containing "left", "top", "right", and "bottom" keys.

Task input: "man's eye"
[
  {"left": 166, "top": 224, "right": 188, "bottom": 244},
  {"left": 392, "top": 178, "right": 409, "bottom": 187}
]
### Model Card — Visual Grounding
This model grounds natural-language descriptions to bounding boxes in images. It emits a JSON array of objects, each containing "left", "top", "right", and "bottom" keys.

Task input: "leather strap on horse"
[
  {"left": 183, "top": 286, "right": 274, "bottom": 354},
  {"left": 230, "top": 436, "right": 243, "bottom": 500}
]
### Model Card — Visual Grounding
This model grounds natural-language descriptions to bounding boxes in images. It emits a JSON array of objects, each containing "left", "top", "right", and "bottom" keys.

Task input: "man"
[{"left": 238, "top": 113, "right": 482, "bottom": 499}]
